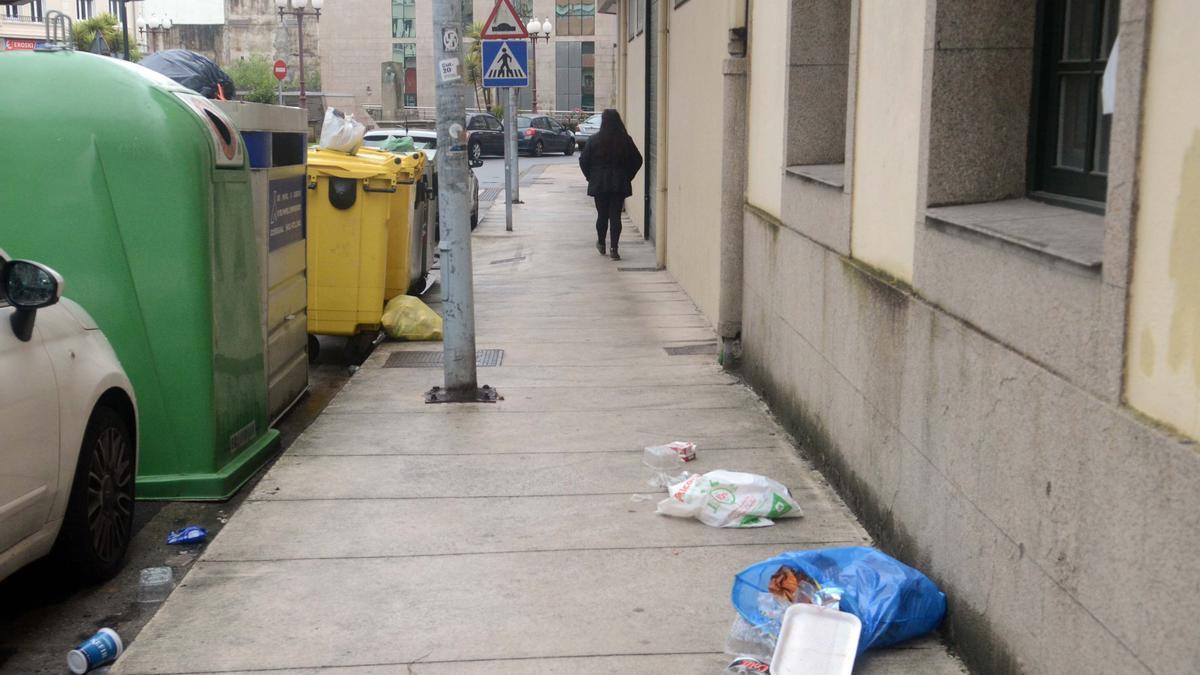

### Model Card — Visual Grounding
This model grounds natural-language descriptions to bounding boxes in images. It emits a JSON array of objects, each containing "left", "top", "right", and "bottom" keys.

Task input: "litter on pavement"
[
  {"left": 165, "top": 526, "right": 207, "bottom": 545},
  {"left": 731, "top": 547, "right": 946, "bottom": 655},
  {"left": 137, "top": 566, "right": 175, "bottom": 604},
  {"left": 642, "top": 441, "right": 696, "bottom": 488},
  {"left": 770, "top": 603, "right": 862, "bottom": 675},
  {"left": 656, "top": 471, "right": 803, "bottom": 528},
  {"left": 382, "top": 295, "right": 444, "bottom": 341},
  {"left": 67, "top": 628, "right": 122, "bottom": 674}
]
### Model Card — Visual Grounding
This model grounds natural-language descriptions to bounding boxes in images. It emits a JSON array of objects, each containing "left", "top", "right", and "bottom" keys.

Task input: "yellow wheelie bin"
[
  {"left": 306, "top": 147, "right": 401, "bottom": 360},
  {"left": 356, "top": 147, "right": 430, "bottom": 300}
]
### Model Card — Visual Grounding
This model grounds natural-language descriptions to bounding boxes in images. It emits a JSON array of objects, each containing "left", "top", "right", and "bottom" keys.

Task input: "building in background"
[
  {"left": 139, "top": 0, "right": 319, "bottom": 94},
  {"left": 319, "top": 0, "right": 617, "bottom": 119},
  {"left": 2, "top": 0, "right": 141, "bottom": 51},
  {"left": 614, "top": 0, "right": 1200, "bottom": 674}
]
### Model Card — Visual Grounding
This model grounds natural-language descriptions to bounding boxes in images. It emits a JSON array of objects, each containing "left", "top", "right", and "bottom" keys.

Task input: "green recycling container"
[{"left": 0, "top": 50, "right": 278, "bottom": 500}]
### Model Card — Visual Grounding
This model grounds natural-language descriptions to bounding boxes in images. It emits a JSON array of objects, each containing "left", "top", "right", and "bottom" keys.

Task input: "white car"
[
  {"left": 0, "top": 250, "right": 138, "bottom": 584},
  {"left": 575, "top": 113, "right": 602, "bottom": 148},
  {"left": 362, "top": 128, "right": 482, "bottom": 229}
]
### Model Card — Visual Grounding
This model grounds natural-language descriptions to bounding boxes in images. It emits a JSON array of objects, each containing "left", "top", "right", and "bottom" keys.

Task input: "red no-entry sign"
[{"left": 273, "top": 59, "right": 287, "bottom": 81}]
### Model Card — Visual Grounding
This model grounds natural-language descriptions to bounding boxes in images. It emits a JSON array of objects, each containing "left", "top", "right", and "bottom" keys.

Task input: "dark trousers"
[{"left": 594, "top": 194, "right": 624, "bottom": 249}]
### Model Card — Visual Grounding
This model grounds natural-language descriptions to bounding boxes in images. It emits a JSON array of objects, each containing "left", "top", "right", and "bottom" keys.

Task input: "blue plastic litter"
[
  {"left": 731, "top": 546, "right": 946, "bottom": 654},
  {"left": 166, "top": 526, "right": 207, "bottom": 545}
]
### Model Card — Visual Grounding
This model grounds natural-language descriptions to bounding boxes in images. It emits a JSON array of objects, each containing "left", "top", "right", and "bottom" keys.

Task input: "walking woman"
[{"left": 578, "top": 109, "right": 643, "bottom": 261}]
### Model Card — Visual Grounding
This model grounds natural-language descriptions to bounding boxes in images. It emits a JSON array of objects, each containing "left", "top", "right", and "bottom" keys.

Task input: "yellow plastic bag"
[{"left": 382, "top": 295, "right": 443, "bottom": 341}]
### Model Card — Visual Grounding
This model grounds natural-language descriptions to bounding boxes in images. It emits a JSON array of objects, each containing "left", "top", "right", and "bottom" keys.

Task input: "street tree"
[
  {"left": 227, "top": 55, "right": 277, "bottom": 104},
  {"left": 72, "top": 14, "right": 139, "bottom": 60}
]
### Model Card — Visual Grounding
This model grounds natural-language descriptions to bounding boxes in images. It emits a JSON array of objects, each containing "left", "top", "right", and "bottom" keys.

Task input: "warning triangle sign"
[
  {"left": 480, "top": 0, "right": 529, "bottom": 39},
  {"left": 485, "top": 41, "right": 527, "bottom": 80}
]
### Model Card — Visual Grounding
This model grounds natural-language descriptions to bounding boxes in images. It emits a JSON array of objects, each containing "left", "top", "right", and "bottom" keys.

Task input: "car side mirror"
[
  {"left": 3, "top": 260, "right": 63, "bottom": 342},
  {"left": 469, "top": 157, "right": 484, "bottom": 168}
]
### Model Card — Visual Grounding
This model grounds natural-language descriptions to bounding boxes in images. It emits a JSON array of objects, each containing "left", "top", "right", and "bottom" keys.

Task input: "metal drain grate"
[
  {"left": 664, "top": 342, "right": 718, "bottom": 356},
  {"left": 479, "top": 187, "right": 502, "bottom": 201},
  {"left": 384, "top": 349, "right": 505, "bottom": 368},
  {"left": 617, "top": 266, "right": 661, "bottom": 272}
]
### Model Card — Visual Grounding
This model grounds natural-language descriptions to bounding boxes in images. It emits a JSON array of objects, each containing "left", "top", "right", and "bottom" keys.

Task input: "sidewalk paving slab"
[{"left": 111, "top": 165, "right": 965, "bottom": 675}]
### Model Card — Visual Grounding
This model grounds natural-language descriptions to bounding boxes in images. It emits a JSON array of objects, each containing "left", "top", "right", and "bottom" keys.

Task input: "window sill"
[
  {"left": 925, "top": 198, "right": 1104, "bottom": 270},
  {"left": 785, "top": 163, "right": 845, "bottom": 191}
]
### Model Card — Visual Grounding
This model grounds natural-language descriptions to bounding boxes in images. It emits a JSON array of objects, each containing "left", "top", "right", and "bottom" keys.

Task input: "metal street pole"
[
  {"left": 296, "top": 12, "right": 307, "bottom": 112},
  {"left": 503, "top": 87, "right": 514, "bottom": 232},
  {"left": 426, "top": 0, "right": 495, "bottom": 404},
  {"left": 529, "top": 39, "right": 538, "bottom": 112},
  {"left": 119, "top": 1, "right": 131, "bottom": 61},
  {"left": 509, "top": 85, "right": 520, "bottom": 203}
]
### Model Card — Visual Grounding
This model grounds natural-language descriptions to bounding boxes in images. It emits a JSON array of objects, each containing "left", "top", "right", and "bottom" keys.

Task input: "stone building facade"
[
  {"left": 614, "top": 0, "right": 1200, "bottom": 673},
  {"left": 141, "top": 0, "right": 319, "bottom": 93}
]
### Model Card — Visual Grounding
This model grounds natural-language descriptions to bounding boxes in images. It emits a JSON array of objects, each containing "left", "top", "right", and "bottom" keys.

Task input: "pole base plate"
[{"left": 424, "top": 385, "right": 501, "bottom": 404}]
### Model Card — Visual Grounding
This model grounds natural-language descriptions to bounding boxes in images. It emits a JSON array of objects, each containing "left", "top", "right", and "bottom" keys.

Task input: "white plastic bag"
[
  {"left": 657, "top": 470, "right": 803, "bottom": 528},
  {"left": 319, "top": 107, "right": 366, "bottom": 153}
]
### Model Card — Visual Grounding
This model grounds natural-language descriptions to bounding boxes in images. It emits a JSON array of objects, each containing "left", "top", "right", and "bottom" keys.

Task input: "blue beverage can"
[{"left": 67, "top": 627, "right": 123, "bottom": 674}]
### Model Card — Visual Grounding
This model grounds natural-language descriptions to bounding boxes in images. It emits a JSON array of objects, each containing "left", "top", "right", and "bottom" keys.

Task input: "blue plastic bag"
[{"left": 731, "top": 546, "right": 946, "bottom": 654}]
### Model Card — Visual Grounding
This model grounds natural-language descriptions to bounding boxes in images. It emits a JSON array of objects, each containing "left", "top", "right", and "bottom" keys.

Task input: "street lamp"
[
  {"left": 137, "top": 14, "right": 173, "bottom": 54},
  {"left": 525, "top": 17, "right": 551, "bottom": 112},
  {"left": 275, "top": 0, "right": 323, "bottom": 114}
]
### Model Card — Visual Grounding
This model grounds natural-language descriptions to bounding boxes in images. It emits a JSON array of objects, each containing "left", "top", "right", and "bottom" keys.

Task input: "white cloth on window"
[{"left": 1102, "top": 37, "right": 1120, "bottom": 115}]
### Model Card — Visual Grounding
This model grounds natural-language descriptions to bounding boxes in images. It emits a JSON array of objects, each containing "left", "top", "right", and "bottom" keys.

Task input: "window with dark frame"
[
  {"left": 76, "top": 0, "right": 93, "bottom": 20},
  {"left": 393, "top": 41, "right": 417, "bottom": 107},
  {"left": 392, "top": 0, "right": 415, "bottom": 39},
  {"left": 555, "top": 0, "right": 594, "bottom": 36},
  {"left": 1032, "top": 0, "right": 1119, "bottom": 206},
  {"left": 4, "top": 4, "right": 20, "bottom": 19}
]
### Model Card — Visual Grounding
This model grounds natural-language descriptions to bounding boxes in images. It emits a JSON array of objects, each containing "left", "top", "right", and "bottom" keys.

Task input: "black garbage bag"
[{"left": 139, "top": 49, "right": 236, "bottom": 100}]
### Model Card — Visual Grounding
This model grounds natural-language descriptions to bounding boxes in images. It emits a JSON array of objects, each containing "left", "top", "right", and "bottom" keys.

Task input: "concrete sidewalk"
[{"left": 112, "top": 166, "right": 966, "bottom": 674}]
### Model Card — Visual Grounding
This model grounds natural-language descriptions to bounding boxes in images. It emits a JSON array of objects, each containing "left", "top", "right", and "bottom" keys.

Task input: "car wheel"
[
  {"left": 533, "top": 140, "right": 544, "bottom": 157},
  {"left": 469, "top": 141, "right": 482, "bottom": 162},
  {"left": 564, "top": 140, "right": 575, "bottom": 156},
  {"left": 55, "top": 405, "right": 135, "bottom": 584},
  {"left": 471, "top": 206, "right": 479, "bottom": 231}
]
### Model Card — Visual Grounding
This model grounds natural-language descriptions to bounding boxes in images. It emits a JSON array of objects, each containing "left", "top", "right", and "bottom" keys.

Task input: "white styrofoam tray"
[{"left": 770, "top": 603, "right": 862, "bottom": 675}]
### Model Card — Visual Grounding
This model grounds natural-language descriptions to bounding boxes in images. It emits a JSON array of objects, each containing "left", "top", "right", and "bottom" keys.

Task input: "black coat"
[{"left": 579, "top": 135, "right": 643, "bottom": 198}]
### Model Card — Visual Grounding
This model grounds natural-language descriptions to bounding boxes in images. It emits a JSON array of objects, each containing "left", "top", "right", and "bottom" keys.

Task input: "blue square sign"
[{"left": 482, "top": 40, "right": 529, "bottom": 88}]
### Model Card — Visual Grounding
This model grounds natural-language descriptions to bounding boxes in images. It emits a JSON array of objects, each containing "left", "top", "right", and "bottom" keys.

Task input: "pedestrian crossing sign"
[{"left": 482, "top": 39, "right": 529, "bottom": 88}]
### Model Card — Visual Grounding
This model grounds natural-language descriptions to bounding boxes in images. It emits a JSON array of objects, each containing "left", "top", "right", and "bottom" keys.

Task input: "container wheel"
[
  {"left": 308, "top": 334, "right": 320, "bottom": 363},
  {"left": 345, "top": 332, "right": 378, "bottom": 365}
]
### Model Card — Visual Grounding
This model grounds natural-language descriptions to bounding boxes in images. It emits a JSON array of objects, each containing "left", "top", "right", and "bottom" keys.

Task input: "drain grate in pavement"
[
  {"left": 383, "top": 349, "right": 505, "bottom": 368},
  {"left": 618, "top": 266, "right": 661, "bottom": 272},
  {"left": 490, "top": 255, "right": 527, "bottom": 265},
  {"left": 480, "top": 187, "right": 503, "bottom": 201},
  {"left": 664, "top": 342, "right": 718, "bottom": 356}
]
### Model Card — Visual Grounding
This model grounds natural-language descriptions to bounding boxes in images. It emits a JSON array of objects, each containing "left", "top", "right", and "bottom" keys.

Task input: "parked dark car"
[
  {"left": 466, "top": 112, "right": 505, "bottom": 162},
  {"left": 516, "top": 115, "right": 576, "bottom": 157}
]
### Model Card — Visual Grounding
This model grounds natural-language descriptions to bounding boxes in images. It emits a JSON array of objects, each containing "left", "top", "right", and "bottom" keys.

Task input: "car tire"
[
  {"left": 533, "top": 140, "right": 544, "bottom": 157},
  {"left": 469, "top": 141, "right": 482, "bottom": 162},
  {"left": 471, "top": 207, "right": 479, "bottom": 230},
  {"left": 54, "top": 405, "right": 135, "bottom": 584},
  {"left": 564, "top": 141, "right": 575, "bottom": 156}
]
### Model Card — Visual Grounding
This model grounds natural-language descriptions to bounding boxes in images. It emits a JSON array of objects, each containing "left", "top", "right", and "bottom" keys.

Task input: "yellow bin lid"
[
  {"left": 358, "top": 146, "right": 427, "bottom": 183},
  {"left": 307, "top": 147, "right": 400, "bottom": 182}
]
